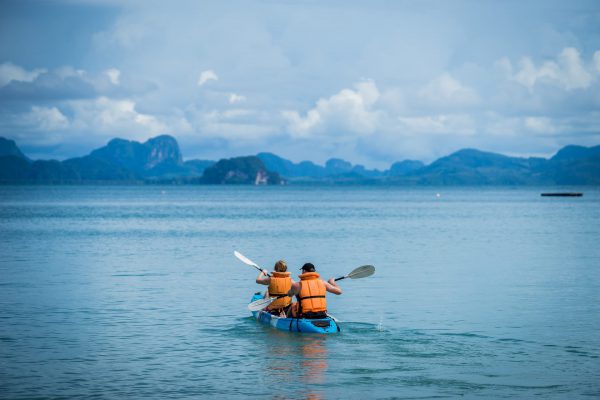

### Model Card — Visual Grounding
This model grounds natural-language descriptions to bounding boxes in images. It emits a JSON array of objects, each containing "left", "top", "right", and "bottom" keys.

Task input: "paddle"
[
  {"left": 248, "top": 295, "right": 284, "bottom": 312},
  {"left": 247, "top": 264, "right": 376, "bottom": 311},
  {"left": 234, "top": 250, "right": 271, "bottom": 277},
  {"left": 326, "top": 313, "right": 340, "bottom": 323},
  {"left": 333, "top": 264, "right": 375, "bottom": 281}
]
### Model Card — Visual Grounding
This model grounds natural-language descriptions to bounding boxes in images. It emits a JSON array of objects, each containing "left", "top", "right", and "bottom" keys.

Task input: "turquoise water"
[{"left": 1, "top": 186, "right": 599, "bottom": 399}]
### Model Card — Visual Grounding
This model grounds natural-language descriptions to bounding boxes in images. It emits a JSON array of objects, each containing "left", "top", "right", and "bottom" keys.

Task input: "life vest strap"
[{"left": 299, "top": 295, "right": 326, "bottom": 300}]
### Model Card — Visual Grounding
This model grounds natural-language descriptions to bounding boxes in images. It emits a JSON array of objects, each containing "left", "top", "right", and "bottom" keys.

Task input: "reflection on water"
[
  {"left": 259, "top": 329, "right": 328, "bottom": 400},
  {"left": 299, "top": 335, "right": 327, "bottom": 385}
]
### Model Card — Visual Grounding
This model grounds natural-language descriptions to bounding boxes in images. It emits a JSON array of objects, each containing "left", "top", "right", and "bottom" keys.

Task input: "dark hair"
[{"left": 300, "top": 262, "right": 316, "bottom": 272}]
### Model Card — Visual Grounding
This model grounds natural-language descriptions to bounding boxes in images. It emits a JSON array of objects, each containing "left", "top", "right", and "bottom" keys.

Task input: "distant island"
[{"left": 1, "top": 135, "right": 599, "bottom": 185}]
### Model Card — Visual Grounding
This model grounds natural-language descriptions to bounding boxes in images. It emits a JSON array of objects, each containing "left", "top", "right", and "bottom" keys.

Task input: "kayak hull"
[{"left": 250, "top": 293, "right": 340, "bottom": 334}]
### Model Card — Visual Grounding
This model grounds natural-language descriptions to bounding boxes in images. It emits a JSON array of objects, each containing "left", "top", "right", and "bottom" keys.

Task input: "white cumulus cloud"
[
  {"left": 509, "top": 47, "right": 596, "bottom": 91},
  {"left": 70, "top": 97, "right": 166, "bottom": 138},
  {"left": 283, "top": 79, "right": 381, "bottom": 138},
  {"left": 0, "top": 62, "right": 47, "bottom": 87},
  {"left": 197, "top": 70, "right": 218, "bottom": 86}
]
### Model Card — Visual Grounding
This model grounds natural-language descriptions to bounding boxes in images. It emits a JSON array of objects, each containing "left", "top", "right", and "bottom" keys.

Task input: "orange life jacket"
[
  {"left": 267, "top": 271, "right": 292, "bottom": 310},
  {"left": 298, "top": 272, "right": 327, "bottom": 313}
]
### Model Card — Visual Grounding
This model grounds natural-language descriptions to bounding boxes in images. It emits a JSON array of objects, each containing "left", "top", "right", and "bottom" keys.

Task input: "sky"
[{"left": 1, "top": 0, "right": 600, "bottom": 167}]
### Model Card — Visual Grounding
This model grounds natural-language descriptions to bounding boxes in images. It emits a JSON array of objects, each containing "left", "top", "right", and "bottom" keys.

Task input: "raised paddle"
[
  {"left": 333, "top": 264, "right": 375, "bottom": 281},
  {"left": 247, "top": 264, "right": 376, "bottom": 311},
  {"left": 234, "top": 250, "right": 271, "bottom": 277}
]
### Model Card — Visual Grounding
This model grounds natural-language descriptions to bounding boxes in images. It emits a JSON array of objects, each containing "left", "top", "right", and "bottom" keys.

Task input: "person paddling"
[
  {"left": 256, "top": 260, "right": 294, "bottom": 316},
  {"left": 287, "top": 263, "right": 342, "bottom": 319}
]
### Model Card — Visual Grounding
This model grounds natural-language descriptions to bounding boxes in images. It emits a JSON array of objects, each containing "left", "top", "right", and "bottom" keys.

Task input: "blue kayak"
[{"left": 250, "top": 293, "right": 340, "bottom": 334}]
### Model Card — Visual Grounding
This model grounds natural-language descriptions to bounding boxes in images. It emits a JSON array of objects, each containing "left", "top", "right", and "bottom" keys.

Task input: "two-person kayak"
[{"left": 249, "top": 292, "right": 340, "bottom": 334}]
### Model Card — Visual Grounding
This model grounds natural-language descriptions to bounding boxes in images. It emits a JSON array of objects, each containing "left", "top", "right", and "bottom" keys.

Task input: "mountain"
[
  {"left": 1, "top": 135, "right": 599, "bottom": 185},
  {"left": 0, "top": 156, "right": 80, "bottom": 183},
  {"left": 0, "top": 156, "right": 31, "bottom": 181},
  {"left": 388, "top": 160, "right": 424, "bottom": 176},
  {"left": 183, "top": 159, "right": 215, "bottom": 175},
  {"left": 201, "top": 156, "right": 284, "bottom": 184},
  {"left": 543, "top": 146, "right": 600, "bottom": 185},
  {"left": 550, "top": 145, "right": 600, "bottom": 162},
  {"left": 62, "top": 156, "right": 137, "bottom": 181},
  {"left": 88, "top": 135, "right": 183, "bottom": 176},
  {"left": 257, "top": 152, "right": 327, "bottom": 178},
  {"left": 0, "top": 135, "right": 214, "bottom": 183},
  {"left": 258, "top": 146, "right": 600, "bottom": 185},
  {"left": 403, "top": 149, "right": 542, "bottom": 185},
  {"left": 257, "top": 152, "right": 385, "bottom": 180},
  {"left": 325, "top": 158, "right": 353, "bottom": 175},
  {"left": 69, "top": 135, "right": 214, "bottom": 181},
  {"left": 0, "top": 137, "right": 29, "bottom": 160}
]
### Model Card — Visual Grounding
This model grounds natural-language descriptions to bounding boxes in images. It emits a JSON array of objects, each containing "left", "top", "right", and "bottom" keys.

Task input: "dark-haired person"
[
  {"left": 287, "top": 263, "right": 342, "bottom": 319},
  {"left": 256, "top": 260, "right": 294, "bottom": 316}
]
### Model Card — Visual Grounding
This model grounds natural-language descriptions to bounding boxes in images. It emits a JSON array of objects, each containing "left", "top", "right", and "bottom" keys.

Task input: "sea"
[{"left": 1, "top": 185, "right": 599, "bottom": 399}]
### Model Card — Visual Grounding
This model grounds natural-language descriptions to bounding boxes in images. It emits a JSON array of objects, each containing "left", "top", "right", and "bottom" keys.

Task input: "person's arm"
[
  {"left": 324, "top": 278, "right": 342, "bottom": 295},
  {"left": 255, "top": 270, "right": 270, "bottom": 285},
  {"left": 287, "top": 281, "right": 300, "bottom": 296}
]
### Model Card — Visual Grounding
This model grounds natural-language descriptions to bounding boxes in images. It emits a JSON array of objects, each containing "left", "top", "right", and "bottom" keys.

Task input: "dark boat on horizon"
[{"left": 541, "top": 192, "right": 583, "bottom": 197}]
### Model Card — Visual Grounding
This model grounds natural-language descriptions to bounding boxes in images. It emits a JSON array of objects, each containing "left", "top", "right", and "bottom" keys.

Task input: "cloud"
[
  {"left": 197, "top": 70, "right": 218, "bottom": 86},
  {"left": 69, "top": 97, "right": 167, "bottom": 139},
  {"left": 0, "top": 62, "right": 47, "bottom": 87},
  {"left": 0, "top": 63, "right": 154, "bottom": 101},
  {"left": 397, "top": 114, "right": 476, "bottom": 136},
  {"left": 283, "top": 79, "right": 381, "bottom": 138},
  {"left": 418, "top": 73, "right": 479, "bottom": 107},
  {"left": 105, "top": 68, "right": 121, "bottom": 85},
  {"left": 2, "top": 70, "right": 96, "bottom": 100},
  {"left": 185, "top": 106, "right": 279, "bottom": 141},
  {"left": 229, "top": 93, "right": 245, "bottom": 104},
  {"left": 3, "top": 2, "right": 600, "bottom": 167},
  {"left": 523, "top": 116, "right": 557, "bottom": 135},
  {"left": 21, "top": 106, "right": 70, "bottom": 131},
  {"left": 508, "top": 47, "right": 596, "bottom": 91}
]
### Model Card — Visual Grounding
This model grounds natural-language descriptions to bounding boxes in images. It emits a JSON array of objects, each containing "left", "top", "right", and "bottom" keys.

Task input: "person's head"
[
  {"left": 300, "top": 262, "right": 316, "bottom": 273},
  {"left": 274, "top": 260, "right": 287, "bottom": 272}
]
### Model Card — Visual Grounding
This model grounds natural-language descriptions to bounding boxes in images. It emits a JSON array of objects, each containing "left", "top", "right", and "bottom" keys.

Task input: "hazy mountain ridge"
[
  {"left": 0, "top": 137, "right": 29, "bottom": 161},
  {"left": 0, "top": 135, "right": 599, "bottom": 185}
]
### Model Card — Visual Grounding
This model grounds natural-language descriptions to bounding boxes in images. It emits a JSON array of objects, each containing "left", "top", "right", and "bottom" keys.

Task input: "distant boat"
[{"left": 541, "top": 192, "right": 583, "bottom": 197}]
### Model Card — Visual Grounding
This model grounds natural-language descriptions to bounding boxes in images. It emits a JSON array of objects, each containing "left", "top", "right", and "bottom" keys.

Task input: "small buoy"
[{"left": 436, "top": 193, "right": 441, "bottom": 198}]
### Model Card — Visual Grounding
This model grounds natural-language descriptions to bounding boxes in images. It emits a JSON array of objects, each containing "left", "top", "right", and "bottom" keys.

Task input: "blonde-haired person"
[{"left": 256, "top": 260, "right": 295, "bottom": 317}]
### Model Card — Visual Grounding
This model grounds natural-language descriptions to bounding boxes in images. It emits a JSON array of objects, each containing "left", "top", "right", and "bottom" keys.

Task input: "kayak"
[{"left": 250, "top": 293, "right": 340, "bottom": 334}]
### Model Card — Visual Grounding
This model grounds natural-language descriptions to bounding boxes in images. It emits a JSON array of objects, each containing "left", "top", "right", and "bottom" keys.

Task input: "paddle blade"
[
  {"left": 248, "top": 297, "right": 275, "bottom": 312},
  {"left": 234, "top": 250, "right": 258, "bottom": 267},
  {"left": 347, "top": 265, "right": 375, "bottom": 279}
]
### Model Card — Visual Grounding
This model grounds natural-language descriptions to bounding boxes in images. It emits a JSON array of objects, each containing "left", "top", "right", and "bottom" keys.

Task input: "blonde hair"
[{"left": 274, "top": 260, "right": 287, "bottom": 272}]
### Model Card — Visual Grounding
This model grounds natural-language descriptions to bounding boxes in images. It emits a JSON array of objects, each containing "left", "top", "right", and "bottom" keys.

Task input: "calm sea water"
[{"left": 1, "top": 185, "right": 599, "bottom": 399}]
